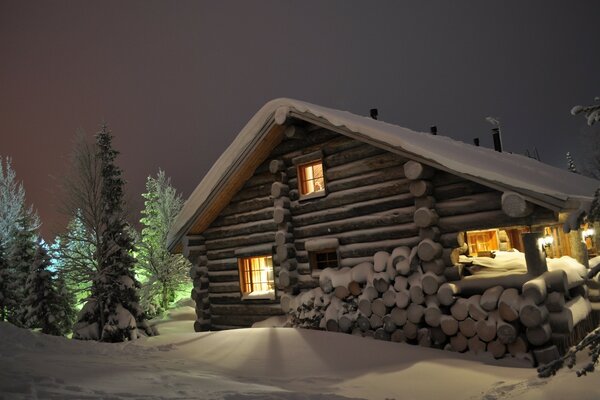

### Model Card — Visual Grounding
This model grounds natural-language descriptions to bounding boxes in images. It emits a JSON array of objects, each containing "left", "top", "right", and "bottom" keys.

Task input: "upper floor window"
[
  {"left": 298, "top": 160, "right": 325, "bottom": 197},
  {"left": 238, "top": 255, "right": 275, "bottom": 299}
]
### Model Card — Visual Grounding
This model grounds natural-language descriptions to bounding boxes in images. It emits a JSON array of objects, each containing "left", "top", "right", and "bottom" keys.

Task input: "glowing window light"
[
  {"left": 238, "top": 256, "right": 275, "bottom": 298},
  {"left": 298, "top": 161, "right": 325, "bottom": 196}
]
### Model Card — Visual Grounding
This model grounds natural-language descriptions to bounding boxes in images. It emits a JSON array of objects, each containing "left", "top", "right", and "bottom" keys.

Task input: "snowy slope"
[
  {"left": 169, "top": 98, "right": 600, "bottom": 250},
  {"left": 2, "top": 311, "right": 600, "bottom": 399}
]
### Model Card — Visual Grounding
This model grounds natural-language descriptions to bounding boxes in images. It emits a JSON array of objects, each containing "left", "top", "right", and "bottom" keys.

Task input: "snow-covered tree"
[
  {"left": 23, "top": 242, "right": 74, "bottom": 335},
  {"left": 0, "top": 241, "right": 11, "bottom": 321},
  {"left": 137, "top": 170, "right": 190, "bottom": 314},
  {"left": 73, "top": 124, "right": 154, "bottom": 342},
  {"left": 55, "top": 212, "right": 97, "bottom": 299},
  {"left": 572, "top": 97, "right": 600, "bottom": 126},
  {"left": 0, "top": 157, "right": 40, "bottom": 249},
  {"left": 5, "top": 213, "right": 39, "bottom": 326},
  {"left": 566, "top": 152, "right": 579, "bottom": 173}
]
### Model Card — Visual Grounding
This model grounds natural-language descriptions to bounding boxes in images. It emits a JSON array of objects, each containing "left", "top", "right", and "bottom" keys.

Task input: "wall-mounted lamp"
[
  {"left": 582, "top": 228, "right": 595, "bottom": 240},
  {"left": 538, "top": 235, "right": 554, "bottom": 248}
]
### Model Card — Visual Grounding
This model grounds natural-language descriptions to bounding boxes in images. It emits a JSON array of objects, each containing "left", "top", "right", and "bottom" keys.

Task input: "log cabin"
[{"left": 168, "top": 98, "right": 600, "bottom": 364}]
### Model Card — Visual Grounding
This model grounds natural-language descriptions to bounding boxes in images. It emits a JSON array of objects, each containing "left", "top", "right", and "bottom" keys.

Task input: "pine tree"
[
  {"left": 566, "top": 152, "right": 579, "bottom": 173},
  {"left": 22, "top": 242, "right": 74, "bottom": 335},
  {"left": 6, "top": 213, "right": 38, "bottom": 326},
  {"left": 0, "top": 157, "right": 40, "bottom": 249},
  {"left": 0, "top": 241, "right": 11, "bottom": 321},
  {"left": 137, "top": 170, "right": 190, "bottom": 314},
  {"left": 73, "top": 124, "right": 154, "bottom": 341}
]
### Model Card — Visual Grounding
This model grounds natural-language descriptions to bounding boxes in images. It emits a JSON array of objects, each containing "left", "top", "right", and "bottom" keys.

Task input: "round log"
[
  {"left": 519, "top": 297, "right": 549, "bottom": 328},
  {"left": 372, "top": 298, "right": 388, "bottom": 317},
  {"left": 369, "top": 314, "right": 383, "bottom": 330},
  {"left": 409, "top": 284, "right": 425, "bottom": 305},
  {"left": 410, "top": 180, "right": 434, "bottom": 197},
  {"left": 334, "top": 285, "right": 350, "bottom": 300},
  {"left": 476, "top": 312, "right": 497, "bottom": 342},
  {"left": 497, "top": 319, "right": 519, "bottom": 344},
  {"left": 383, "top": 315, "right": 397, "bottom": 333},
  {"left": 481, "top": 285, "right": 504, "bottom": 311},
  {"left": 418, "top": 328, "right": 432, "bottom": 347},
  {"left": 415, "top": 195, "right": 436, "bottom": 210},
  {"left": 440, "top": 315, "right": 459, "bottom": 336},
  {"left": 488, "top": 339, "right": 507, "bottom": 359},
  {"left": 450, "top": 297, "right": 469, "bottom": 321},
  {"left": 390, "top": 307, "right": 408, "bottom": 326},
  {"left": 374, "top": 328, "right": 391, "bottom": 341},
  {"left": 424, "top": 302, "right": 442, "bottom": 327},
  {"left": 339, "top": 314, "right": 355, "bottom": 333},
  {"left": 269, "top": 159, "right": 285, "bottom": 173},
  {"left": 407, "top": 303, "right": 425, "bottom": 324},
  {"left": 526, "top": 323, "right": 552, "bottom": 346},
  {"left": 382, "top": 289, "right": 398, "bottom": 307},
  {"left": 394, "top": 276, "right": 408, "bottom": 291},
  {"left": 404, "top": 160, "right": 435, "bottom": 180},
  {"left": 438, "top": 282, "right": 459, "bottom": 306},
  {"left": 417, "top": 238, "right": 443, "bottom": 262},
  {"left": 468, "top": 294, "right": 489, "bottom": 321},
  {"left": 374, "top": 251, "right": 390, "bottom": 273},
  {"left": 403, "top": 321, "right": 418, "bottom": 340},
  {"left": 459, "top": 317, "right": 477, "bottom": 337},
  {"left": 414, "top": 207, "right": 439, "bottom": 228},
  {"left": 348, "top": 281, "right": 362, "bottom": 296},
  {"left": 357, "top": 315, "right": 371, "bottom": 332},
  {"left": 395, "top": 289, "right": 411, "bottom": 309},
  {"left": 467, "top": 336, "right": 486, "bottom": 354},
  {"left": 326, "top": 319, "right": 339, "bottom": 332},
  {"left": 422, "top": 271, "right": 446, "bottom": 295},
  {"left": 501, "top": 191, "right": 534, "bottom": 218},
  {"left": 498, "top": 288, "right": 520, "bottom": 322},
  {"left": 271, "top": 182, "right": 289, "bottom": 198},
  {"left": 450, "top": 332, "right": 468, "bottom": 352}
]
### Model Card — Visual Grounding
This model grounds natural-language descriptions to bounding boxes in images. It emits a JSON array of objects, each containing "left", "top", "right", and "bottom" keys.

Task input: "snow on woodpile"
[{"left": 284, "top": 247, "right": 596, "bottom": 365}]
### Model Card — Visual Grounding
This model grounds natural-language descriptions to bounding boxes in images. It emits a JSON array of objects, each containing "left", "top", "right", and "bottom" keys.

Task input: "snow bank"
[{"left": 2, "top": 319, "right": 600, "bottom": 400}]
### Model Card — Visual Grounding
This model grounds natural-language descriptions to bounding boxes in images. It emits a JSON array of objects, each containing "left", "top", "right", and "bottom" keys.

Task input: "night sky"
[{"left": 1, "top": 1, "right": 600, "bottom": 240}]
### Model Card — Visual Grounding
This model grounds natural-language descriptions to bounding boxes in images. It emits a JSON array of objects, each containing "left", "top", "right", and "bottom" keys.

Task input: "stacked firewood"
[{"left": 282, "top": 252, "right": 592, "bottom": 363}]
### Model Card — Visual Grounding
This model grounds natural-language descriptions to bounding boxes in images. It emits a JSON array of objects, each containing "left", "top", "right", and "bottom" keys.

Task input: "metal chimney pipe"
[
  {"left": 370, "top": 108, "right": 378, "bottom": 120},
  {"left": 473, "top": 138, "right": 480, "bottom": 146},
  {"left": 492, "top": 128, "right": 502, "bottom": 152},
  {"left": 430, "top": 125, "right": 437, "bottom": 135}
]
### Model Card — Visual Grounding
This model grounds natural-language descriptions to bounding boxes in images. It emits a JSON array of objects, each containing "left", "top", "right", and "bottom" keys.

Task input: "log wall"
[{"left": 188, "top": 122, "right": 567, "bottom": 342}]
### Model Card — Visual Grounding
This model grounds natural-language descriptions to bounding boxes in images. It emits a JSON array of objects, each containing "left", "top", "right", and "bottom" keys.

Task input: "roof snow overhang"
[{"left": 168, "top": 98, "right": 600, "bottom": 252}]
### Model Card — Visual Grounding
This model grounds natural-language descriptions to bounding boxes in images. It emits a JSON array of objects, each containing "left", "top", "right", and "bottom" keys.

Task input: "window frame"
[
  {"left": 309, "top": 248, "right": 340, "bottom": 272},
  {"left": 237, "top": 254, "right": 276, "bottom": 301},
  {"left": 295, "top": 155, "right": 327, "bottom": 200}
]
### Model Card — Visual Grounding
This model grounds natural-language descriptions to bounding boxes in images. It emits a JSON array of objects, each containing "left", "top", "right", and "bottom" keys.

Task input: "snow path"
[{"left": 1, "top": 319, "right": 599, "bottom": 400}]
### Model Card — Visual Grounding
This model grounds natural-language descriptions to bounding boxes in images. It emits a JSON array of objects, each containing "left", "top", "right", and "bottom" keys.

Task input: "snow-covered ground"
[{"left": 1, "top": 305, "right": 599, "bottom": 400}]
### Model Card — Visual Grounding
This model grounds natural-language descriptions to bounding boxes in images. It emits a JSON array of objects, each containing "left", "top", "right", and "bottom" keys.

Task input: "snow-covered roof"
[{"left": 168, "top": 98, "right": 600, "bottom": 250}]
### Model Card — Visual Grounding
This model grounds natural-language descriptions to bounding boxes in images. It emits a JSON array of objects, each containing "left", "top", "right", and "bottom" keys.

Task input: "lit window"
[
  {"left": 298, "top": 161, "right": 325, "bottom": 196},
  {"left": 466, "top": 229, "right": 499, "bottom": 256},
  {"left": 238, "top": 256, "right": 275, "bottom": 299},
  {"left": 310, "top": 250, "right": 338, "bottom": 271}
]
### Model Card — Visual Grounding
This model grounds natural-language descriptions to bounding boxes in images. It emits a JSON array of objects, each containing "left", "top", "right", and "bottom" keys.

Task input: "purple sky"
[{"left": 1, "top": 1, "right": 600, "bottom": 240}]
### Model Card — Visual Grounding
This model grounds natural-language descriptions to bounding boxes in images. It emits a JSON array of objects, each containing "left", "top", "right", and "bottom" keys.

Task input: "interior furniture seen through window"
[{"left": 238, "top": 255, "right": 275, "bottom": 299}]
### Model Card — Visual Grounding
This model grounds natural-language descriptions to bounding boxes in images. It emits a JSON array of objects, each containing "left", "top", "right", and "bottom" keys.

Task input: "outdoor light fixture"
[
  {"left": 538, "top": 235, "right": 554, "bottom": 248},
  {"left": 582, "top": 228, "right": 595, "bottom": 240}
]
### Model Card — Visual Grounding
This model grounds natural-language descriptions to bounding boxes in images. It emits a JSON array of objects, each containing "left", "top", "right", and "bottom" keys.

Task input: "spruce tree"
[
  {"left": 73, "top": 124, "right": 153, "bottom": 341},
  {"left": 0, "top": 241, "right": 11, "bottom": 321},
  {"left": 22, "top": 242, "right": 73, "bottom": 335},
  {"left": 137, "top": 170, "right": 190, "bottom": 314},
  {"left": 6, "top": 213, "right": 38, "bottom": 326}
]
